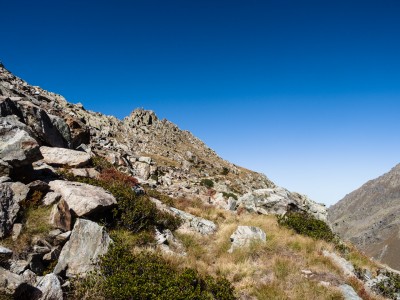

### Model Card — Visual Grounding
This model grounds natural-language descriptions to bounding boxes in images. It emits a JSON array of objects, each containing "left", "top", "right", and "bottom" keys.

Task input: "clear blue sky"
[{"left": 2, "top": 0, "right": 400, "bottom": 206}]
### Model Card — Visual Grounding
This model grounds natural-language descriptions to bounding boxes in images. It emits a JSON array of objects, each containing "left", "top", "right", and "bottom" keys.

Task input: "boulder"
[
  {"left": 133, "top": 161, "right": 150, "bottom": 180},
  {"left": 0, "top": 116, "right": 42, "bottom": 168},
  {"left": 64, "top": 116, "right": 90, "bottom": 149},
  {"left": 49, "top": 199, "right": 71, "bottom": 231},
  {"left": 138, "top": 156, "right": 152, "bottom": 164},
  {"left": 54, "top": 218, "right": 111, "bottom": 277},
  {"left": 69, "top": 168, "right": 99, "bottom": 179},
  {"left": 0, "top": 266, "right": 24, "bottom": 295},
  {"left": 322, "top": 250, "right": 354, "bottom": 277},
  {"left": 237, "top": 187, "right": 328, "bottom": 221},
  {"left": 170, "top": 207, "right": 217, "bottom": 235},
  {"left": 40, "top": 146, "right": 91, "bottom": 168},
  {"left": 0, "top": 182, "right": 28, "bottom": 238},
  {"left": 339, "top": 284, "right": 362, "bottom": 300},
  {"left": 48, "top": 180, "right": 116, "bottom": 217},
  {"left": 0, "top": 98, "right": 24, "bottom": 121},
  {"left": 12, "top": 223, "right": 23, "bottom": 240},
  {"left": 228, "top": 226, "right": 266, "bottom": 253},
  {"left": 35, "top": 273, "right": 63, "bottom": 300},
  {"left": 48, "top": 114, "right": 72, "bottom": 148},
  {"left": 42, "top": 192, "right": 61, "bottom": 206}
]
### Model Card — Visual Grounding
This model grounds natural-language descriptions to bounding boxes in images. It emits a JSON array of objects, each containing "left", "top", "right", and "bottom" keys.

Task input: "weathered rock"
[
  {"left": 29, "top": 253, "right": 44, "bottom": 275},
  {"left": 42, "top": 192, "right": 61, "bottom": 206},
  {"left": 49, "top": 114, "right": 72, "bottom": 148},
  {"left": 133, "top": 161, "right": 151, "bottom": 180},
  {"left": 20, "top": 102, "right": 68, "bottom": 148},
  {"left": 49, "top": 199, "right": 71, "bottom": 231},
  {"left": 10, "top": 260, "right": 30, "bottom": 275},
  {"left": 0, "top": 266, "right": 24, "bottom": 295},
  {"left": 0, "top": 98, "right": 24, "bottom": 121},
  {"left": 48, "top": 180, "right": 116, "bottom": 217},
  {"left": 53, "top": 231, "right": 71, "bottom": 246},
  {"left": 54, "top": 219, "right": 111, "bottom": 277},
  {"left": 237, "top": 187, "right": 328, "bottom": 221},
  {"left": 0, "top": 182, "right": 28, "bottom": 238},
  {"left": 339, "top": 284, "right": 362, "bottom": 300},
  {"left": 0, "top": 160, "right": 10, "bottom": 177},
  {"left": 21, "top": 269, "right": 37, "bottom": 286},
  {"left": 42, "top": 247, "right": 61, "bottom": 262},
  {"left": 35, "top": 273, "right": 63, "bottom": 300},
  {"left": 69, "top": 168, "right": 99, "bottom": 179},
  {"left": 228, "top": 226, "right": 266, "bottom": 253},
  {"left": 170, "top": 207, "right": 217, "bottom": 235},
  {"left": 65, "top": 116, "right": 90, "bottom": 149},
  {"left": 40, "top": 146, "right": 91, "bottom": 168},
  {"left": 12, "top": 223, "right": 23, "bottom": 241},
  {"left": 27, "top": 180, "right": 49, "bottom": 194},
  {"left": 322, "top": 250, "right": 354, "bottom": 277},
  {"left": 0, "top": 115, "right": 42, "bottom": 168},
  {"left": 139, "top": 156, "right": 152, "bottom": 164}
]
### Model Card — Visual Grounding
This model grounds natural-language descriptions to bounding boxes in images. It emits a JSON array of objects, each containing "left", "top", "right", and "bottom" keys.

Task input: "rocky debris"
[
  {"left": 35, "top": 273, "right": 63, "bottom": 300},
  {"left": 10, "top": 260, "right": 30, "bottom": 275},
  {"left": 40, "top": 146, "right": 91, "bottom": 168},
  {"left": 322, "top": 250, "right": 355, "bottom": 277},
  {"left": 339, "top": 284, "right": 362, "bottom": 300},
  {"left": 0, "top": 182, "right": 29, "bottom": 238},
  {"left": 49, "top": 199, "right": 71, "bottom": 231},
  {"left": 54, "top": 218, "right": 111, "bottom": 277},
  {"left": 0, "top": 246, "right": 12, "bottom": 264},
  {"left": 12, "top": 223, "right": 23, "bottom": 240},
  {"left": 228, "top": 226, "right": 266, "bottom": 253},
  {"left": 0, "top": 115, "right": 42, "bottom": 168},
  {"left": 42, "top": 192, "right": 61, "bottom": 206},
  {"left": 237, "top": 187, "right": 327, "bottom": 221},
  {"left": 48, "top": 180, "right": 116, "bottom": 217}
]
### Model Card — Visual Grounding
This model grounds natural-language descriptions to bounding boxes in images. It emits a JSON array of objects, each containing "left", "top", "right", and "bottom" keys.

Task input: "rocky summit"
[
  {"left": 0, "top": 63, "right": 398, "bottom": 300},
  {"left": 329, "top": 163, "right": 400, "bottom": 271}
]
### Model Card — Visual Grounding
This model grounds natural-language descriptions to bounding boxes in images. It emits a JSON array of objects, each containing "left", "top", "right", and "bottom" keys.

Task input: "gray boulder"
[
  {"left": 35, "top": 273, "right": 63, "bottom": 300},
  {"left": 339, "top": 284, "right": 362, "bottom": 300},
  {"left": 170, "top": 207, "right": 217, "bottom": 235},
  {"left": 0, "top": 182, "right": 29, "bottom": 238},
  {"left": 54, "top": 218, "right": 111, "bottom": 277},
  {"left": 40, "top": 146, "right": 91, "bottom": 168},
  {"left": 0, "top": 266, "right": 23, "bottom": 295},
  {"left": 228, "top": 226, "right": 266, "bottom": 253},
  {"left": 48, "top": 180, "right": 116, "bottom": 217},
  {"left": 0, "top": 116, "right": 42, "bottom": 168}
]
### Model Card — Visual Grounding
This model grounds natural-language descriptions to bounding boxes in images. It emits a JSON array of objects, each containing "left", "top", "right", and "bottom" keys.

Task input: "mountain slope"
[{"left": 328, "top": 164, "right": 400, "bottom": 270}]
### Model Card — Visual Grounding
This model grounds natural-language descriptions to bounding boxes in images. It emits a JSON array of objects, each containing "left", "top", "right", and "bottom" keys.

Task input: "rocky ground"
[{"left": 0, "top": 63, "right": 399, "bottom": 299}]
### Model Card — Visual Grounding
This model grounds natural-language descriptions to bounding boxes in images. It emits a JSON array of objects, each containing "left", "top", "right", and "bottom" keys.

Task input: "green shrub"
[
  {"left": 374, "top": 270, "right": 400, "bottom": 299},
  {"left": 277, "top": 212, "right": 335, "bottom": 242},
  {"left": 145, "top": 188, "right": 175, "bottom": 206},
  {"left": 60, "top": 168, "right": 181, "bottom": 233},
  {"left": 201, "top": 179, "right": 214, "bottom": 189},
  {"left": 221, "top": 167, "right": 229, "bottom": 175},
  {"left": 71, "top": 240, "right": 236, "bottom": 300}
]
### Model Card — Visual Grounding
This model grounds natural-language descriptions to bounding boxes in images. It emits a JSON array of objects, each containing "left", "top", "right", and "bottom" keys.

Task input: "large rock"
[
  {"left": 35, "top": 273, "right": 63, "bottom": 300},
  {"left": 19, "top": 102, "right": 69, "bottom": 148},
  {"left": 0, "top": 182, "right": 29, "bottom": 238},
  {"left": 133, "top": 161, "right": 151, "bottom": 180},
  {"left": 0, "top": 266, "right": 23, "bottom": 295},
  {"left": 228, "top": 226, "right": 266, "bottom": 253},
  {"left": 0, "top": 116, "right": 42, "bottom": 168},
  {"left": 339, "top": 284, "right": 362, "bottom": 300},
  {"left": 170, "top": 207, "right": 217, "bottom": 235},
  {"left": 0, "top": 98, "right": 24, "bottom": 122},
  {"left": 54, "top": 218, "right": 111, "bottom": 277},
  {"left": 237, "top": 187, "right": 327, "bottom": 221},
  {"left": 48, "top": 180, "right": 116, "bottom": 217},
  {"left": 40, "top": 146, "right": 91, "bottom": 168}
]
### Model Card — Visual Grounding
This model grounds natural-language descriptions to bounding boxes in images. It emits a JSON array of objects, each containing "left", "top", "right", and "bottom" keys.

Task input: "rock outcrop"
[{"left": 54, "top": 218, "right": 112, "bottom": 277}]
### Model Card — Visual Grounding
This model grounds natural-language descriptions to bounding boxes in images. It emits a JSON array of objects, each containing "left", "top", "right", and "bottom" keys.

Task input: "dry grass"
[{"left": 160, "top": 207, "right": 354, "bottom": 299}]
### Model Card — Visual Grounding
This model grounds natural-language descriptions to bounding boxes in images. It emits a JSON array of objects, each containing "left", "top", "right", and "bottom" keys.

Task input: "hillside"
[
  {"left": 0, "top": 63, "right": 399, "bottom": 299},
  {"left": 329, "top": 164, "right": 400, "bottom": 271}
]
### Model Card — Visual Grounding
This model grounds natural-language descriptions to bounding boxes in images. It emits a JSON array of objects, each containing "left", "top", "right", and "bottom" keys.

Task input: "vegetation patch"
[
  {"left": 201, "top": 179, "right": 214, "bottom": 189},
  {"left": 277, "top": 212, "right": 336, "bottom": 242},
  {"left": 70, "top": 239, "right": 236, "bottom": 300},
  {"left": 222, "top": 192, "right": 238, "bottom": 200},
  {"left": 373, "top": 270, "right": 400, "bottom": 299}
]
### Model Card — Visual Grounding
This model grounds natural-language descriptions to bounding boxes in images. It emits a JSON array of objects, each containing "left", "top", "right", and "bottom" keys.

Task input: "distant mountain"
[{"left": 328, "top": 164, "right": 400, "bottom": 270}]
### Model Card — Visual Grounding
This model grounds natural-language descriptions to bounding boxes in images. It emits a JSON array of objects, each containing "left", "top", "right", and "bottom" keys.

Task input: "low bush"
[
  {"left": 374, "top": 270, "right": 400, "bottom": 299},
  {"left": 222, "top": 192, "right": 238, "bottom": 200},
  {"left": 221, "top": 167, "right": 229, "bottom": 175},
  {"left": 277, "top": 212, "right": 336, "bottom": 242},
  {"left": 71, "top": 239, "right": 236, "bottom": 300},
  {"left": 201, "top": 179, "right": 214, "bottom": 189}
]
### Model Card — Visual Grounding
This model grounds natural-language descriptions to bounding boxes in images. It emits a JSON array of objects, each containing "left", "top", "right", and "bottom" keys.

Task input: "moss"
[{"left": 277, "top": 212, "right": 335, "bottom": 242}]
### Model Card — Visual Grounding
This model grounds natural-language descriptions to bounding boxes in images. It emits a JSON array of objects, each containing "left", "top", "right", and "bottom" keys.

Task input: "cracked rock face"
[{"left": 54, "top": 218, "right": 112, "bottom": 277}]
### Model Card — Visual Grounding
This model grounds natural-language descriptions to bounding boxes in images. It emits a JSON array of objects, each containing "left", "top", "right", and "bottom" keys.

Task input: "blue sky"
[{"left": 2, "top": 0, "right": 400, "bottom": 205}]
